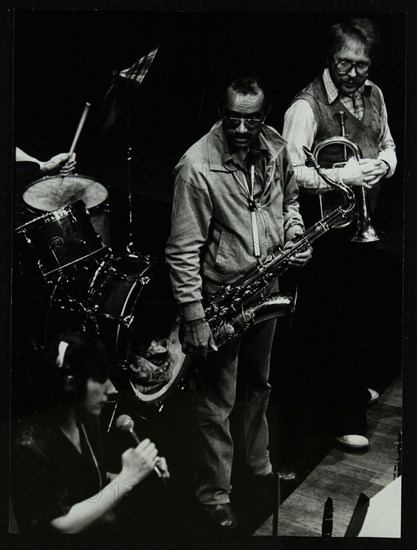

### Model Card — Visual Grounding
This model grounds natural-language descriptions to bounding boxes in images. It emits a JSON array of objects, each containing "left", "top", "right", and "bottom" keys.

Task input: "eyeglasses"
[
  {"left": 334, "top": 58, "right": 371, "bottom": 76},
  {"left": 222, "top": 115, "right": 264, "bottom": 129}
]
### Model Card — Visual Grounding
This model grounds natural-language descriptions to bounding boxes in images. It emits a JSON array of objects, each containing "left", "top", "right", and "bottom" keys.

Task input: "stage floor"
[{"left": 254, "top": 375, "right": 402, "bottom": 536}]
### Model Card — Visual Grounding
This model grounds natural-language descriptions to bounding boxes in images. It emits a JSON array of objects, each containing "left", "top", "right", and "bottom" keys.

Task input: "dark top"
[{"left": 11, "top": 412, "right": 107, "bottom": 533}]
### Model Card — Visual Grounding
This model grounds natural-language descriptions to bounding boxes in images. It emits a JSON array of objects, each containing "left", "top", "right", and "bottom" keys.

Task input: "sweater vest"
[{"left": 293, "top": 76, "right": 383, "bottom": 167}]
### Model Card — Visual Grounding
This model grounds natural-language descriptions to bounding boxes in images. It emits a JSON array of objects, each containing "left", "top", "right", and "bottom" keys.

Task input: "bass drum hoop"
[{"left": 127, "top": 325, "right": 190, "bottom": 405}]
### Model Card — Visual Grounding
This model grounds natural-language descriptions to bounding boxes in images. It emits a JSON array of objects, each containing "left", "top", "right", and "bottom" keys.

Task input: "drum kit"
[
  {"left": 14, "top": 173, "right": 186, "bottom": 419},
  {"left": 13, "top": 91, "right": 190, "bottom": 423}
]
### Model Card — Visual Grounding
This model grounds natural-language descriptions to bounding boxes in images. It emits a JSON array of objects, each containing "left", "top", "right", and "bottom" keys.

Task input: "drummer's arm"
[
  {"left": 15, "top": 147, "right": 76, "bottom": 176},
  {"left": 16, "top": 147, "right": 43, "bottom": 166}
]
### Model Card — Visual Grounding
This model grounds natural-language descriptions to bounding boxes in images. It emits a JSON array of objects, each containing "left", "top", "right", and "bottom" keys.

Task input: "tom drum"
[{"left": 22, "top": 174, "right": 111, "bottom": 247}]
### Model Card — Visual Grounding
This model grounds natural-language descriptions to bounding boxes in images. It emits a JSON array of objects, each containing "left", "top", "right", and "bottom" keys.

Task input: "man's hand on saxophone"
[
  {"left": 284, "top": 238, "right": 313, "bottom": 268},
  {"left": 182, "top": 318, "right": 218, "bottom": 360}
]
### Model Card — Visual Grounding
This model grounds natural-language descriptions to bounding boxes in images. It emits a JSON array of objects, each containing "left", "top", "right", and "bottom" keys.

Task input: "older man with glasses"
[
  {"left": 166, "top": 74, "right": 312, "bottom": 530},
  {"left": 283, "top": 18, "right": 397, "bottom": 451}
]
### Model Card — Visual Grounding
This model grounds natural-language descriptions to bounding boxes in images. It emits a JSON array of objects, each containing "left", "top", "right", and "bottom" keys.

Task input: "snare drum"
[
  {"left": 14, "top": 200, "right": 108, "bottom": 280},
  {"left": 22, "top": 174, "right": 111, "bottom": 247}
]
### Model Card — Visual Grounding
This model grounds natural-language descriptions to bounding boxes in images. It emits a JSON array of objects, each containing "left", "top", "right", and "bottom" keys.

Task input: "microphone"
[{"left": 115, "top": 414, "right": 166, "bottom": 482}]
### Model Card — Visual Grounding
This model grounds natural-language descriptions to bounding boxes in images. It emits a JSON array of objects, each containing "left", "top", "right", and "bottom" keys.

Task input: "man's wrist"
[
  {"left": 181, "top": 301, "right": 205, "bottom": 323},
  {"left": 39, "top": 161, "right": 49, "bottom": 175},
  {"left": 381, "top": 159, "right": 390, "bottom": 177},
  {"left": 286, "top": 226, "right": 304, "bottom": 242},
  {"left": 37, "top": 161, "right": 45, "bottom": 173}
]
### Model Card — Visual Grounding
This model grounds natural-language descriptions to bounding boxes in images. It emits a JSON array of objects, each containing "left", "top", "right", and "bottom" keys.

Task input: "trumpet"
[{"left": 315, "top": 111, "right": 382, "bottom": 243}]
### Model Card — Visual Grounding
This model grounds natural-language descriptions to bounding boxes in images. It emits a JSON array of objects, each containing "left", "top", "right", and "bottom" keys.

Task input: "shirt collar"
[
  {"left": 207, "top": 120, "right": 287, "bottom": 172},
  {"left": 322, "top": 68, "right": 371, "bottom": 104}
]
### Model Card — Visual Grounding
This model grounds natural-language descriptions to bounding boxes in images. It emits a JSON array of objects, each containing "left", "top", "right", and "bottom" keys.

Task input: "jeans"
[{"left": 191, "top": 319, "right": 277, "bottom": 505}]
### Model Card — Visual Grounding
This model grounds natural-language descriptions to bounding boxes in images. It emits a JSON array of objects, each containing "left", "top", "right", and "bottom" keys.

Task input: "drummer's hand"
[
  {"left": 40, "top": 153, "right": 76, "bottom": 176},
  {"left": 182, "top": 318, "right": 218, "bottom": 360}
]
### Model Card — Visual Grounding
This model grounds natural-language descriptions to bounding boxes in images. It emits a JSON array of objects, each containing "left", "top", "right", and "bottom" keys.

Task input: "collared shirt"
[
  {"left": 166, "top": 120, "right": 305, "bottom": 320},
  {"left": 223, "top": 143, "right": 269, "bottom": 200},
  {"left": 322, "top": 68, "right": 366, "bottom": 119},
  {"left": 283, "top": 68, "right": 397, "bottom": 192}
]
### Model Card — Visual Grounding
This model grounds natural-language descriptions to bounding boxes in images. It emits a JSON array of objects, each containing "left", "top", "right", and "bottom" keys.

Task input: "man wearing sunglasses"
[
  {"left": 166, "top": 75, "right": 312, "bottom": 529},
  {"left": 282, "top": 18, "right": 397, "bottom": 451}
]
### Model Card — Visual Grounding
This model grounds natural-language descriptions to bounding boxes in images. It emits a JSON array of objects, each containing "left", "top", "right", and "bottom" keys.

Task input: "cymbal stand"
[{"left": 124, "top": 102, "right": 142, "bottom": 260}]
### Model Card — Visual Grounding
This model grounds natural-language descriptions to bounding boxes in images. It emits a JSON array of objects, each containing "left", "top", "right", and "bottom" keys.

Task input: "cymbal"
[{"left": 23, "top": 175, "right": 108, "bottom": 211}]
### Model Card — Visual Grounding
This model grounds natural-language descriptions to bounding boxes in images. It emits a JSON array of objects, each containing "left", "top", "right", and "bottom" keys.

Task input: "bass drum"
[{"left": 46, "top": 255, "right": 189, "bottom": 416}]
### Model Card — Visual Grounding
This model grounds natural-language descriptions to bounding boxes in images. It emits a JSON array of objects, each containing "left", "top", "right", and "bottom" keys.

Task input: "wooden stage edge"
[{"left": 255, "top": 376, "right": 402, "bottom": 537}]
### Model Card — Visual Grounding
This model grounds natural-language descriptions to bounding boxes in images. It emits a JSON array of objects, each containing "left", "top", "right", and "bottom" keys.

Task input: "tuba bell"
[{"left": 314, "top": 111, "right": 382, "bottom": 243}]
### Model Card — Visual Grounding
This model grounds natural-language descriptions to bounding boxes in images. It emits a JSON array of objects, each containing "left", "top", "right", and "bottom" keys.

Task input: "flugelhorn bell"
[{"left": 312, "top": 133, "right": 382, "bottom": 243}]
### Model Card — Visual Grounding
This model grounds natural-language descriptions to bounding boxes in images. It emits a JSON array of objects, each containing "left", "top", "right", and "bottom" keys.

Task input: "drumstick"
[
  {"left": 69, "top": 101, "right": 91, "bottom": 155},
  {"left": 58, "top": 102, "right": 90, "bottom": 195}
]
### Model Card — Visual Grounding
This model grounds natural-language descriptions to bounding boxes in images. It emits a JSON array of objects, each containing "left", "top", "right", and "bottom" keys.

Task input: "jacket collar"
[{"left": 207, "top": 120, "right": 287, "bottom": 172}]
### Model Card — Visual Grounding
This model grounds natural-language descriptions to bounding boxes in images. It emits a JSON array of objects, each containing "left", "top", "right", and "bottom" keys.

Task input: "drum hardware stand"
[
  {"left": 102, "top": 52, "right": 158, "bottom": 259},
  {"left": 37, "top": 259, "right": 48, "bottom": 280},
  {"left": 124, "top": 102, "right": 142, "bottom": 259},
  {"left": 47, "top": 280, "right": 101, "bottom": 335},
  {"left": 123, "top": 105, "right": 153, "bottom": 261},
  {"left": 138, "top": 275, "right": 151, "bottom": 286},
  {"left": 86, "top": 258, "right": 109, "bottom": 296},
  {"left": 122, "top": 314, "right": 134, "bottom": 328}
]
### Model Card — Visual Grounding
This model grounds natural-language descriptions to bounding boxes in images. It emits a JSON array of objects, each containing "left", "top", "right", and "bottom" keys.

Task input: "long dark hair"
[{"left": 41, "top": 332, "right": 113, "bottom": 408}]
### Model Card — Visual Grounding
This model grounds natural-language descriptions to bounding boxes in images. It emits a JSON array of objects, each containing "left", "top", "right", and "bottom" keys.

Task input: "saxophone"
[
  {"left": 200, "top": 142, "right": 356, "bottom": 347},
  {"left": 126, "top": 141, "right": 356, "bottom": 407}
]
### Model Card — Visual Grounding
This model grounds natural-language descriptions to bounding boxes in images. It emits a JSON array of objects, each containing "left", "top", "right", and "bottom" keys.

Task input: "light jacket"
[{"left": 165, "top": 120, "right": 304, "bottom": 320}]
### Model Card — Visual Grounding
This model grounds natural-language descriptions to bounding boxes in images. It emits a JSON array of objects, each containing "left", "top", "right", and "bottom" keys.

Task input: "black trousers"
[{"left": 289, "top": 226, "right": 387, "bottom": 436}]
